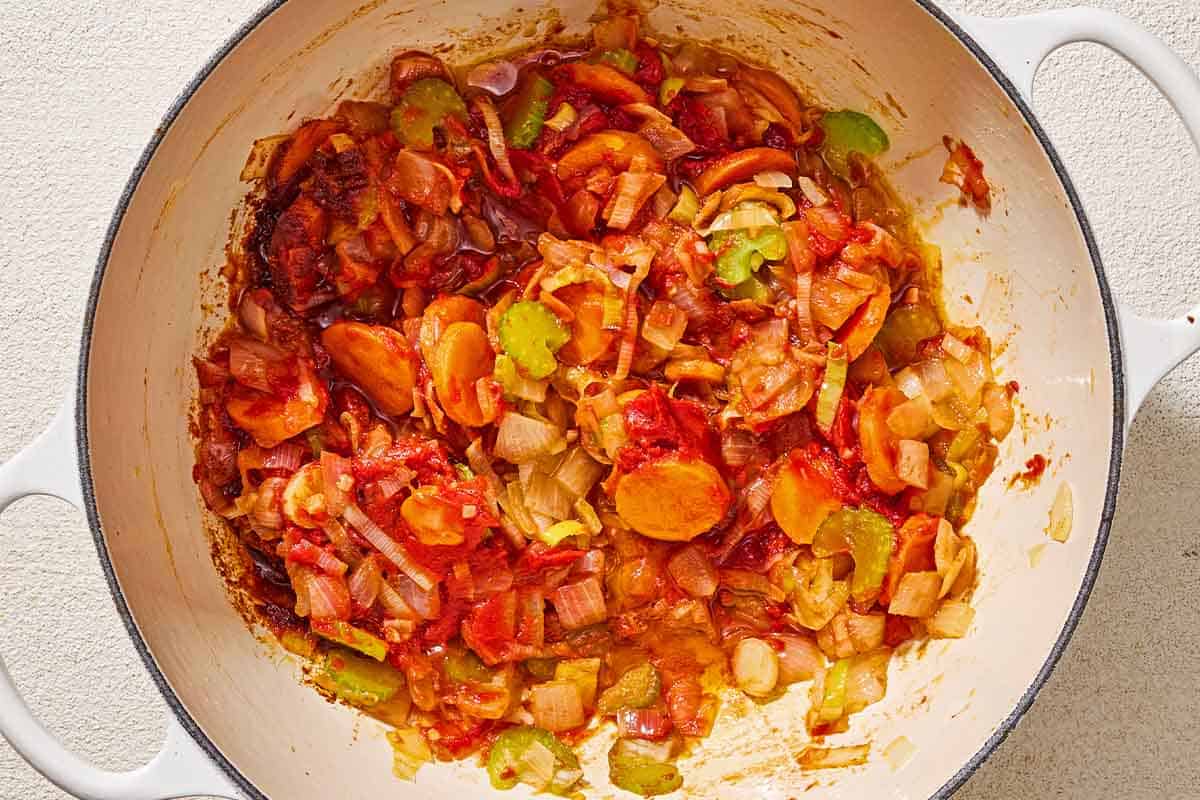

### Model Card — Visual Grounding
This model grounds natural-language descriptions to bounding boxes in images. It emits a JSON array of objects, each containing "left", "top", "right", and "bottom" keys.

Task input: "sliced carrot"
[
  {"left": 555, "top": 283, "right": 614, "bottom": 366},
  {"left": 432, "top": 322, "right": 495, "bottom": 428},
  {"left": 858, "top": 386, "right": 908, "bottom": 495},
  {"left": 561, "top": 62, "right": 651, "bottom": 105},
  {"left": 321, "top": 322, "right": 418, "bottom": 416},
  {"left": 771, "top": 450, "right": 843, "bottom": 545},
  {"left": 835, "top": 282, "right": 890, "bottom": 361},
  {"left": 557, "top": 132, "right": 664, "bottom": 180},
  {"left": 225, "top": 361, "right": 328, "bottom": 449},
  {"left": 882, "top": 514, "right": 938, "bottom": 605},
  {"left": 691, "top": 147, "right": 797, "bottom": 196},
  {"left": 615, "top": 457, "right": 731, "bottom": 541},
  {"left": 419, "top": 295, "right": 486, "bottom": 365}
]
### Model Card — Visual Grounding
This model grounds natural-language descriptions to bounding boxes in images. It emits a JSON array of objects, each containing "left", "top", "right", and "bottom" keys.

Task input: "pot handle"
[
  {"left": 0, "top": 399, "right": 243, "bottom": 800},
  {"left": 956, "top": 7, "right": 1200, "bottom": 426}
]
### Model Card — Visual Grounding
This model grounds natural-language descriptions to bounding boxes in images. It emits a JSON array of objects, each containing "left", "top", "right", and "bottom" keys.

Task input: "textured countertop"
[{"left": 1, "top": 1, "right": 1197, "bottom": 797}]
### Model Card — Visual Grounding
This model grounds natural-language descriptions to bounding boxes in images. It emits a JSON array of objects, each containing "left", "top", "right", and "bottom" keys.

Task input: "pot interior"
[{"left": 83, "top": 0, "right": 1117, "bottom": 797}]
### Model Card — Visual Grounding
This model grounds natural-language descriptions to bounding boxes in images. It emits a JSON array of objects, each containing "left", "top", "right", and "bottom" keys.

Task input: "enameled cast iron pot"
[{"left": 2, "top": 2, "right": 1199, "bottom": 798}]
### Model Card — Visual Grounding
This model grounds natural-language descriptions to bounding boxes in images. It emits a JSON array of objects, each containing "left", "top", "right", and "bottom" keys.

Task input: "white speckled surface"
[{"left": 0, "top": 1, "right": 1197, "bottom": 797}]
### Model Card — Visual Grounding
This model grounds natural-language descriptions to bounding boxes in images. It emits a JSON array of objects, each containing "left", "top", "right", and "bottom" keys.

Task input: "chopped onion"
[
  {"left": 798, "top": 744, "right": 870, "bottom": 770},
  {"left": 894, "top": 367, "right": 924, "bottom": 399},
  {"left": 700, "top": 202, "right": 779, "bottom": 235},
  {"left": 262, "top": 442, "right": 305, "bottom": 472},
  {"left": 641, "top": 301, "right": 688, "bottom": 351},
  {"left": 253, "top": 477, "right": 287, "bottom": 530},
  {"left": 603, "top": 171, "right": 667, "bottom": 231},
  {"left": 1047, "top": 482, "right": 1073, "bottom": 543},
  {"left": 886, "top": 395, "right": 935, "bottom": 439},
  {"left": 552, "top": 576, "right": 607, "bottom": 629},
  {"left": 529, "top": 681, "right": 585, "bottom": 732},
  {"left": 467, "top": 60, "right": 518, "bottom": 95},
  {"left": 926, "top": 600, "right": 974, "bottom": 638},
  {"left": 732, "top": 637, "right": 779, "bottom": 697},
  {"left": 228, "top": 336, "right": 288, "bottom": 394},
  {"left": 795, "top": 176, "right": 830, "bottom": 206},
  {"left": 552, "top": 447, "right": 605, "bottom": 498},
  {"left": 884, "top": 736, "right": 917, "bottom": 772},
  {"left": 896, "top": 439, "right": 930, "bottom": 489},
  {"left": 743, "top": 472, "right": 774, "bottom": 518},
  {"left": 846, "top": 613, "right": 886, "bottom": 653},
  {"left": 574, "top": 548, "right": 605, "bottom": 576},
  {"left": 378, "top": 579, "right": 421, "bottom": 620},
  {"left": 387, "top": 728, "right": 432, "bottom": 781},
  {"left": 526, "top": 472, "right": 575, "bottom": 520},
  {"left": 515, "top": 740, "right": 558, "bottom": 791},
  {"left": 495, "top": 412, "right": 564, "bottom": 465},
  {"left": 639, "top": 120, "right": 696, "bottom": 160},
  {"left": 348, "top": 555, "right": 382, "bottom": 609},
  {"left": 343, "top": 503, "right": 437, "bottom": 590},
  {"left": 773, "top": 634, "right": 823, "bottom": 684},
  {"left": 914, "top": 358, "right": 954, "bottom": 402},
  {"left": 238, "top": 292, "right": 269, "bottom": 340},
  {"left": 392, "top": 572, "right": 441, "bottom": 619},
  {"left": 940, "top": 333, "right": 974, "bottom": 363},
  {"left": 754, "top": 170, "right": 794, "bottom": 189},
  {"left": 888, "top": 571, "right": 941, "bottom": 617},
  {"left": 305, "top": 571, "right": 351, "bottom": 621},
  {"left": 668, "top": 545, "right": 719, "bottom": 598},
  {"left": 845, "top": 651, "right": 889, "bottom": 712},
  {"left": 720, "top": 429, "right": 757, "bottom": 468}
]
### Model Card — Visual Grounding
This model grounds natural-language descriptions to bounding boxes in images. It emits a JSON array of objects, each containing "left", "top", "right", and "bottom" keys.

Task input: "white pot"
[{"left": 1, "top": 2, "right": 1198, "bottom": 798}]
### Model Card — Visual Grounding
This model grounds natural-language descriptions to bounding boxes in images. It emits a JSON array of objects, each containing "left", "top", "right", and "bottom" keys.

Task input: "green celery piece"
[
  {"left": 316, "top": 648, "right": 405, "bottom": 708},
  {"left": 444, "top": 648, "right": 494, "bottom": 683},
  {"left": 659, "top": 76, "right": 684, "bottom": 107},
  {"left": 390, "top": 78, "right": 467, "bottom": 150},
  {"left": 498, "top": 300, "right": 570, "bottom": 379},
  {"left": 709, "top": 227, "right": 787, "bottom": 287},
  {"left": 811, "top": 507, "right": 895, "bottom": 605},
  {"left": 815, "top": 341, "right": 849, "bottom": 433},
  {"left": 721, "top": 274, "right": 771, "bottom": 304},
  {"left": 667, "top": 183, "right": 699, "bottom": 225},
  {"left": 505, "top": 75, "right": 555, "bottom": 149},
  {"left": 597, "top": 662, "right": 661, "bottom": 714},
  {"left": 820, "top": 109, "right": 889, "bottom": 176},
  {"left": 487, "top": 726, "right": 580, "bottom": 792},
  {"left": 817, "top": 658, "right": 851, "bottom": 723},
  {"left": 609, "top": 750, "right": 684, "bottom": 797},
  {"left": 597, "top": 48, "right": 639, "bottom": 75},
  {"left": 311, "top": 619, "right": 388, "bottom": 661}
]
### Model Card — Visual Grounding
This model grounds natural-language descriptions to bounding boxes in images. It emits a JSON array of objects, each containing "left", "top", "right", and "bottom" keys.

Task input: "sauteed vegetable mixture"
[{"left": 194, "top": 10, "right": 1008, "bottom": 795}]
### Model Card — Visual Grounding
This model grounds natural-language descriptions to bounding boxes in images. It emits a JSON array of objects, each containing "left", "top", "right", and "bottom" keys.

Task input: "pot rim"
[{"left": 72, "top": 1, "right": 1125, "bottom": 797}]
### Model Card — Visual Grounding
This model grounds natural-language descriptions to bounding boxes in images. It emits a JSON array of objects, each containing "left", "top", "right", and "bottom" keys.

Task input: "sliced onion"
[
  {"left": 228, "top": 336, "right": 288, "bottom": 394},
  {"left": 888, "top": 571, "right": 941, "bottom": 617},
  {"left": 378, "top": 579, "right": 421, "bottom": 620},
  {"left": 639, "top": 120, "right": 696, "bottom": 160},
  {"left": 343, "top": 503, "right": 437, "bottom": 590},
  {"left": 348, "top": 555, "right": 382, "bottom": 609},
  {"left": 720, "top": 429, "right": 757, "bottom": 468},
  {"left": 473, "top": 95, "right": 517, "bottom": 186},
  {"left": 467, "top": 60, "right": 518, "bottom": 95},
  {"left": 574, "top": 549, "right": 605, "bottom": 576},
  {"left": 305, "top": 571, "right": 351, "bottom": 621},
  {"left": 253, "top": 477, "right": 287, "bottom": 530},
  {"left": 773, "top": 634, "right": 823, "bottom": 684},
  {"left": 320, "top": 518, "right": 362, "bottom": 568},
  {"left": 667, "top": 545, "right": 719, "bottom": 598},
  {"left": 551, "top": 447, "right": 605, "bottom": 498},
  {"left": 795, "top": 176, "right": 830, "bottom": 206},
  {"left": 494, "top": 412, "right": 563, "bottom": 465},
  {"left": 845, "top": 651, "right": 889, "bottom": 712},
  {"left": 754, "top": 170, "right": 794, "bottom": 189},
  {"left": 392, "top": 572, "right": 441, "bottom": 619},
  {"left": 525, "top": 471, "right": 575, "bottom": 521},
  {"left": 641, "top": 301, "right": 688, "bottom": 351},
  {"left": 262, "top": 442, "right": 305, "bottom": 472},
  {"left": 926, "top": 600, "right": 974, "bottom": 638},
  {"left": 238, "top": 292, "right": 269, "bottom": 340},
  {"left": 552, "top": 577, "right": 607, "bottom": 629},
  {"left": 603, "top": 171, "right": 667, "bottom": 231}
]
